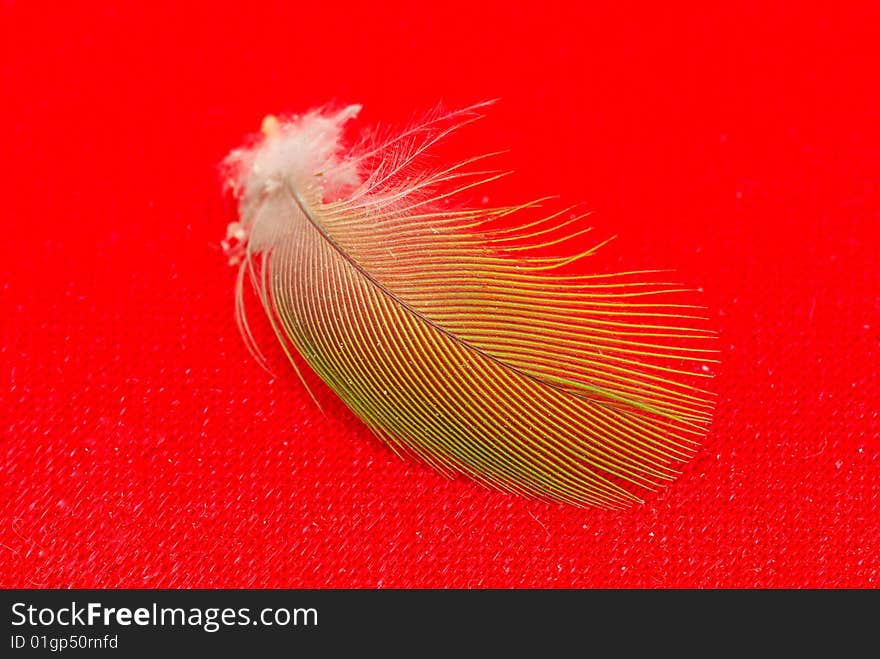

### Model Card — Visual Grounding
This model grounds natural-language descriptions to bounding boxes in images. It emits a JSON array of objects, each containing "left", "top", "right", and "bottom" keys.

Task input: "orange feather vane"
[{"left": 222, "top": 102, "right": 718, "bottom": 508}]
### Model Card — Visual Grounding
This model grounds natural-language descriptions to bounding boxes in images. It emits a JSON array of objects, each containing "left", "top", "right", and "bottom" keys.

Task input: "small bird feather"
[{"left": 222, "top": 102, "right": 717, "bottom": 508}]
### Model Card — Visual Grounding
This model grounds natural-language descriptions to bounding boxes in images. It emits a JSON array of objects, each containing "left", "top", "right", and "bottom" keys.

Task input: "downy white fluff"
[{"left": 222, "top": 105, "right": 362, "bottom": 263}]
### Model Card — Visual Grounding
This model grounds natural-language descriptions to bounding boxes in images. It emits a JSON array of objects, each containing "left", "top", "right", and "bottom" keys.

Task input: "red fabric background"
[{"left": 2, "top": 1, "right": 878, "bottom": 588}]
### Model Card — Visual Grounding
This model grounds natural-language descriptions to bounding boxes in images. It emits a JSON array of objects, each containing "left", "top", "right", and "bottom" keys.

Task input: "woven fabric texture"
[{"left": 2, "top": 2, "right": 878, "bottom": 588}]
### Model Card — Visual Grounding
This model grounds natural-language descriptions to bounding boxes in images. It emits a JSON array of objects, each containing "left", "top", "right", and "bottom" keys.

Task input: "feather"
[{"left": 222, "top": 102, "right": 717, "bottom": 508}]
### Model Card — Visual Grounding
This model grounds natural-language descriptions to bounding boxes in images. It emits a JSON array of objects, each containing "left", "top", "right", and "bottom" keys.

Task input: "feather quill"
[{"left": 222, "top": 102, "right": 717, "bottom": 508}]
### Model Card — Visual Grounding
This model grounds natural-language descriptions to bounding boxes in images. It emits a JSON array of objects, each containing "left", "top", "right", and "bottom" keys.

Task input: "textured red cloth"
[{"left": 2, "top": 2, "right": 878, "bottom": 588}]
